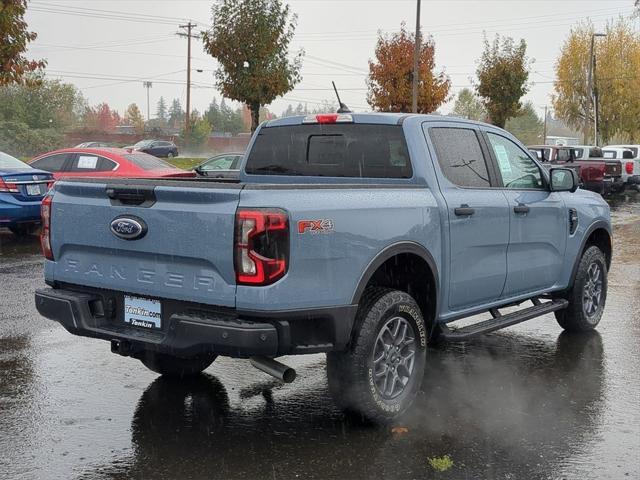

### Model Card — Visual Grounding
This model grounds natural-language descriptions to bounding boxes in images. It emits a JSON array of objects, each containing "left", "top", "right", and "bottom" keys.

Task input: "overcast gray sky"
[{"left": 25, "top": 0, "right": 637, "bottom": 120}]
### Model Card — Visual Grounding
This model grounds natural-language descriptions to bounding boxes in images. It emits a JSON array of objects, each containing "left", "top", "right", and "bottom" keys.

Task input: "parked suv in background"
[
  {"left": 35, "top": 113, "right": 612, "bottom": 422},
  {"left": 130, "top": 140, "right": 179, "bottom": 158}
]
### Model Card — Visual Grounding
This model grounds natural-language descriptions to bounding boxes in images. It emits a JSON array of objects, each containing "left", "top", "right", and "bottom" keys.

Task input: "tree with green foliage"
[
  {"left": 202, "top": 0, "right": 304, "bottom": 132},
  {"left": 505, "top": 102, "right": 543, "bottom": 145},
  {"left": 182, "top": 114, "right": 212, "bottom": 149},
  {"left": 156, "top": 96, "right": 168, "bottom": 122},
  {"left": 205, "top": 97, "right": 222, "bottom": 130},
  {"left": 0, "top": 0, "right": 46, "bottom": 86},
  {"left": 168, "top": 98, "right": 184, "bottom": 128},
  {"left": 451, "top": 88, "right": 486, "bottom": 121},
  {"left": 124, "top": 103, "right": 145, "bottom": 135},
  {"left": 0, "top": 79, "right": 84, "bottom": 130},
  {"left": 0, "top": 121, "right": 64, "bottom": 157},
  {"left": 476, "top": 34, "right": 530, "bottom": 128}
]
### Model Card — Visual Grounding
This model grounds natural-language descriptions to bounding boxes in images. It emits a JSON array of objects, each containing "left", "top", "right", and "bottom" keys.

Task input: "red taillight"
[
  {"left": 0, "top": 178, "right": 19, "bottom": 193},
  {"left": 303, "top": 113, "right": 353, "bottom": 124},
  {"left": 234, "top": 209, "right": 289, "bottom": 285},
  {"left": 316, "top": 114, "right": 339, "bottom": 124},
  {"left": 40, "top": 195, "right": 54, "bottom": 260},
  {"left": 625, "top": 162, "right": 634, "bottom": 175}
]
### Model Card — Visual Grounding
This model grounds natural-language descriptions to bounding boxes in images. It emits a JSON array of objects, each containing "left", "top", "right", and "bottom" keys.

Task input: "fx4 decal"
[{"left": 298, "top": 219, "right": 335, "bottom": 234}]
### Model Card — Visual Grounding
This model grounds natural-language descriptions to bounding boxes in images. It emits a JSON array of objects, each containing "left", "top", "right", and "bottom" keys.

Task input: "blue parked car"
[{"left": 0, "top": 151, "right": 54, "bottom": 236}]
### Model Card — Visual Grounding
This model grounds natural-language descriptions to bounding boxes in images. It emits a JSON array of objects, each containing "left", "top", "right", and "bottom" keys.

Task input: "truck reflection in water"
[{"left": 92, "top": 331, "right": 604, "bottom": 480}]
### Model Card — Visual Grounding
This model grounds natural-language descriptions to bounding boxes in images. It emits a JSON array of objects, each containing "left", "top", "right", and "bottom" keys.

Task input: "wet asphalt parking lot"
[{"left": 0, "top": 193, "right": 639, "bottom": 480}]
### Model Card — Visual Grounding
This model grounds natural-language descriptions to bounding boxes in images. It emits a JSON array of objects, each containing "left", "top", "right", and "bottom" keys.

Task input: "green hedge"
[{"left": 0, "top": 121, "right": 65, "bottom": 157}]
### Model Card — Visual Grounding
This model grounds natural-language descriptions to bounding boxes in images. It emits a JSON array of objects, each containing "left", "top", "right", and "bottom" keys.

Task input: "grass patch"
[
  {"left": 427, "top": 455, "right": 454, "bottom": 472},
  {"left": 166, "top": 157, "right": 206, "bottom": 170}
]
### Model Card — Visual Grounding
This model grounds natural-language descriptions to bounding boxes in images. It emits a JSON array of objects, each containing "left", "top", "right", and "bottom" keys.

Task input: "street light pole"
[
  {"left": 411, "top": 0, "right": 421, "bottom": 113},
  {"left": 143, "top": 81, "right": 152, "bottom": 121}
]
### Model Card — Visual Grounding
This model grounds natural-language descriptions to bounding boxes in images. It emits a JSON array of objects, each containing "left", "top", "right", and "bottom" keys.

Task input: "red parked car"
[{"left": 29, "top": 148, "right": 194, "bottom": 179}]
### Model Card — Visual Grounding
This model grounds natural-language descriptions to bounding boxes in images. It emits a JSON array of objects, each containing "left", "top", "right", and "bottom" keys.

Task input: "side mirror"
[{"left": 550, "top": 167, "right": 579, "bottom": 193}]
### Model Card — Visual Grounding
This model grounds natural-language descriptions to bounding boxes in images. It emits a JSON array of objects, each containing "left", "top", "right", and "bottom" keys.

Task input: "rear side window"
[
  {"left": 245, "top": 124, "right": 412, "bottom": 178},
  {"left": 573, "top": 148, "right": 584, "bottom": 158},
  {"left": 603, "top": 150, "right": 617, "bottom": 159},
  {"left": 429, "top": 127, "right": 490, "bottom": 188},
  {"left": 30, "top": 154, "right": 70, "bottom": 172},
  {"left": 124, "top": 153, "right": 174, "bottom": 170}
]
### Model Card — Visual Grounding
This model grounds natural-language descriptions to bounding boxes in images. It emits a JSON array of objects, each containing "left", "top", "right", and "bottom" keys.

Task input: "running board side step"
[{"left": 440, "top": 298, "right": 569, "bottom": 342}]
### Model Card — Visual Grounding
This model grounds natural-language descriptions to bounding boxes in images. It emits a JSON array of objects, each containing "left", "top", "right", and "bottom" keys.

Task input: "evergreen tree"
[
  {"left": 156, "top": 96, "right": 168, "bottom": 121},
  {"left": 168, "top": 98, "right": 184, "bottom": 128}
]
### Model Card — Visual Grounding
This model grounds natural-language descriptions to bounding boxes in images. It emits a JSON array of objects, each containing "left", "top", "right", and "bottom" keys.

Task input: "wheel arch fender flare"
[
  {"left": 350, "top": 241, "right": 440, "bottom": 315},
  {"left": 568, "top": 220, "right": 612, "bottom": 287}
]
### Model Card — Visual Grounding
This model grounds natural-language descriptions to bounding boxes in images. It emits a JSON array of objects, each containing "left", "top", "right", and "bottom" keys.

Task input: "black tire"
[
  {"left": 9, "top": 224, "right": 39, "bottom": 236},
  {"left": 167, "top": 152, "right": 175, "bottom": 159},
  {"left": 326, "top": 288, "right": 427, "bottom": 422},
  {"left": 138, "top": 351, "right": 217, "bottom": 378},
  {"left": 555, "top": 245, "right": 607, "bottom": 332}
]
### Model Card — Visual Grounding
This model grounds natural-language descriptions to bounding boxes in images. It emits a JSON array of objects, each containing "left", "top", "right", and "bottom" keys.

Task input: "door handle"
[
  {"left": 514, "top": 204, "right": 530, "bottom": 214},
  {"left": 454, "top": 205, "right": 475, "bottom": 216}
]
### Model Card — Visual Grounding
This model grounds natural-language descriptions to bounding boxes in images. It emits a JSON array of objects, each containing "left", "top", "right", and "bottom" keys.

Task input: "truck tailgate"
[{"left": 47, "top": 179, "right": 241, "bottom": 307}]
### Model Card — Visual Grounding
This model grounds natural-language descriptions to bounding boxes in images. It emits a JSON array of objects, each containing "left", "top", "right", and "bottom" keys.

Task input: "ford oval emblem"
[{"left": 110, "top": 216, "right": 147, "bottom": 241}]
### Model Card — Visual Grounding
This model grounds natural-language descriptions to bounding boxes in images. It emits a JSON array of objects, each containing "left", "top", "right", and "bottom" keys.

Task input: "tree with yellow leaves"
[
  {"left": 553, "top": 18, "right": 640, "bottom": 144},
  {"left": 367, "top": 23, "right": 450, "bottom": 113}
]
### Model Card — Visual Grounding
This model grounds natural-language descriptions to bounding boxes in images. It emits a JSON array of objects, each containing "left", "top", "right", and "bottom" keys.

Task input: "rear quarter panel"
[{"left": 236, "top": 185, "right": 442, "bottom": 311}]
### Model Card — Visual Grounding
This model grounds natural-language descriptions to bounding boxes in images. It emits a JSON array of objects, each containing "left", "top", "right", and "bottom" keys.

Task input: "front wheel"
[
  {"left": 167, "top": 152, "right": 175, "bottom": 159},
  {"left": 138, "top": 351, "right": 217, "bottom": 378},
  {"left": 555, "top": 245, "right": 608, "bottom": 332},
  {"left": 327, "top": 288, "right": 427, "bottom": 422}
]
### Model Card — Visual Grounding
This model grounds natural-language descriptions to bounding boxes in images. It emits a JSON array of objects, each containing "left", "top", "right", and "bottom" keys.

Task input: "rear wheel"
[
  {"left": 138, "top": 351, "right": 217, "bottom": 378},
  {"left": 9, "top": 224, "right": 39, "bottom": 236},
  {"left": 555, "top": 245, "right": 607, "bottom": 332},
  {"left": 327, "top": 288, "right": 427, "bottom": 422}
]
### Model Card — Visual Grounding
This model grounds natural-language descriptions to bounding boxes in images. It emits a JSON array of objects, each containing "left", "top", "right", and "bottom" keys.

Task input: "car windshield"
[
  {"left": 133, "top": 140, "right": 154, "bottom": 148},
  {"left": 0, "top": 151, "right": 31, "bottom": 170},
  {"left": 124, "top": 153, "right": 175, "bottom": 170}
]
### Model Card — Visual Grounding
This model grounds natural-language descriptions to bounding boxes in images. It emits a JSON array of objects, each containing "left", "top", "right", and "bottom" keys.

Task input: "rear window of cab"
[{"left": 245, "top": 124, "right": 412, "bottom": 178}]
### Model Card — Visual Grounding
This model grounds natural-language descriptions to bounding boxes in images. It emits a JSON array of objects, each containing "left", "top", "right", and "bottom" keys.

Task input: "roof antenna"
[{"left": 332, "top": 81, "right": 352, "bottom": 113}]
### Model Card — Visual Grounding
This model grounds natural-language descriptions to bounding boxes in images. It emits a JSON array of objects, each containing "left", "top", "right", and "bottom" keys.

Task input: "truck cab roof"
[{"left": 264, "top": 112, "right": 493, "bottom": 128}]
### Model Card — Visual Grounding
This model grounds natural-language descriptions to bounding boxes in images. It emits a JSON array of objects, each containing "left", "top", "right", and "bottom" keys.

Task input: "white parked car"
[{"left": 603, "top": 145, "right": 640, "bottom": 191}]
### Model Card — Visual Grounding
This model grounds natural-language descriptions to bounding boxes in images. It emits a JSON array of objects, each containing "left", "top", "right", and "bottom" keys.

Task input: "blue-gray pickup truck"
[{"left": 35, "top": 113, "right": 612, "bottom": 421}]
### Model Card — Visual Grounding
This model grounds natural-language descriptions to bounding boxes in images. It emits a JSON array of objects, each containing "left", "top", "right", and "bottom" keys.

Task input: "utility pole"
[
  {"left": 178, "top": 22, "right": 197, "bottom": 140},
  {"left": 587, "top": 32, "right": 606, "bottom": 146},
  {"left": 411, "top": 0, "right": 421, "bottom": 113},
  {"left": 143, "top": 81, "right": 152, "bottom": 121}
]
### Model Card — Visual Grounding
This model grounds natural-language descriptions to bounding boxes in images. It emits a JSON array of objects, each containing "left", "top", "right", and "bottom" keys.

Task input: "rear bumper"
[
  {"left": 0, "top": 195, "right": 42, "bottom": 226},
  {"left": 35, "top": 286, "right": 358, "bottom": 358},
  {"left": 627, "top": 175, "right": 640, "bottom": 185},
  {"left": 602, "top": 176, "right": 624, "bottom": 194}
]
